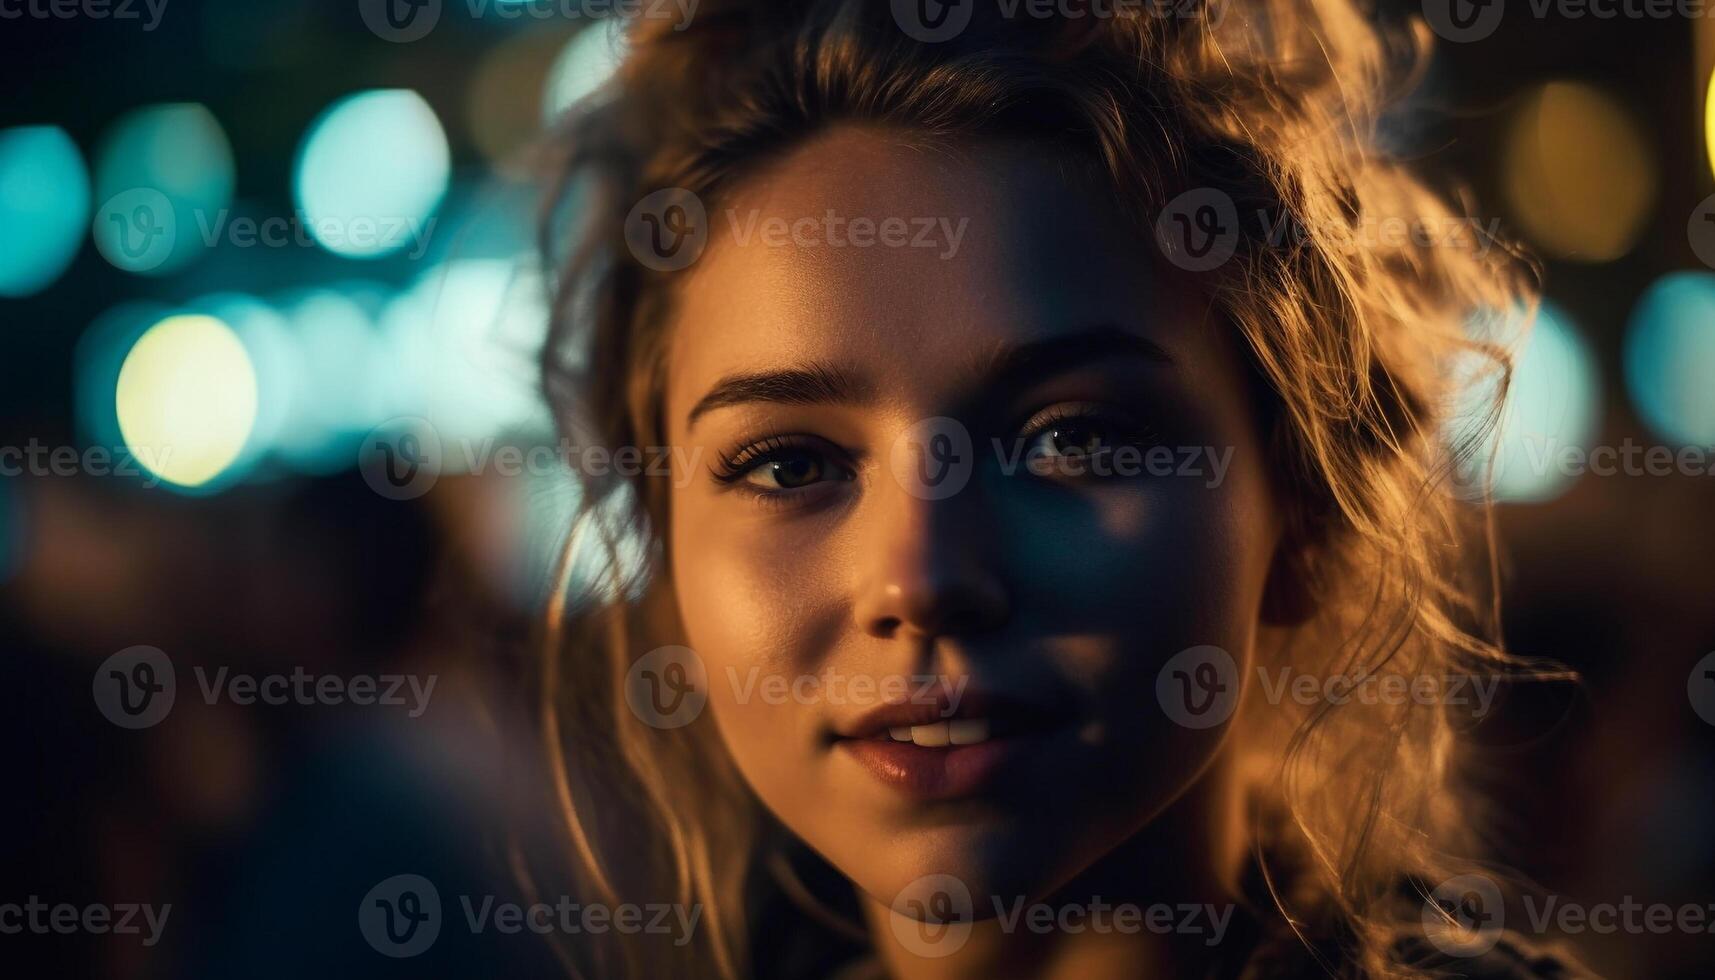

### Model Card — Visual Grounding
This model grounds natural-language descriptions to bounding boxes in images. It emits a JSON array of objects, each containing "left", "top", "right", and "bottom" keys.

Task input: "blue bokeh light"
[
  {"left": 294, "top": 90, "right": 450, "bottom": 260},
  {"left": 1625, "top": 271, "right": 1715, "bottom": 448},
  {"left": 1450, "top": 301, "right": 1602, "bottom": 504},
  {"left": 544, "top": 20, "right": 627, "bottom": 121},
  {"left": 0, "top": 126, "right": 90, "bottom": 298},
  {"left": 92, "top": 103, "right": 235, "bottom": 276}
]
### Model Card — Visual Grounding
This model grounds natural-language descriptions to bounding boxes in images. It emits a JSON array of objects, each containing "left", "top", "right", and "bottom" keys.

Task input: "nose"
[{"left": 852, "top": 486, "right": 1011, "bottom": 641}]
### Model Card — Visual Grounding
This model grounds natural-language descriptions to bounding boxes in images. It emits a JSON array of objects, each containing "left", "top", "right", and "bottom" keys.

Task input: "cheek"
[
  {"left": 989, "top": 460, "right": 1273, "bottom": 786},
  {"left": 670, "top": 492, "right": 846, "bottom": 668},
  {"left": 996, "top": 472, "right": 1269, "bottom": 641},
  {"left": 668, "top": 489, "right": 848, "bottom": 795}
]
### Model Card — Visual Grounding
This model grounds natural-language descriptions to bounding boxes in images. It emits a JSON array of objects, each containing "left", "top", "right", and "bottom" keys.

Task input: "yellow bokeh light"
[
  {"left": 1503, "top": 81, "right": 1656, "bottom": 263},
  {"left": 1706, "top": 67, "right": 1714, "bottom": 180},
  {"left": 116, "top": 314, "right": 258, "bottom": 488}
]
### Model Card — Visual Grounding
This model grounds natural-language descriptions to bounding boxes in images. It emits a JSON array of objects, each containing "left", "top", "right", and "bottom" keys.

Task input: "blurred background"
[{"left": 1, "top": 1, "right": 1712, "bottom": 977}]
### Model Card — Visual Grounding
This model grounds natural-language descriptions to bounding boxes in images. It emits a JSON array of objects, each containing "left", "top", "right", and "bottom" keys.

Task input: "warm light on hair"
[{"left": 529, "top": 3, "right": 1570, "bottom": 976}]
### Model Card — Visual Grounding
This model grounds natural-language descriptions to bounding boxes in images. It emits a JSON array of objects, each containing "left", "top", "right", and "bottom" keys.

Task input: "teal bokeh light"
[
  {"left": 76, "top": 302, "right": 171, "bottom": 452},
  {"left": 269, "top": 288, "right": 387, "bottom": 472},
  {"left": 1625, "top": 271, "right": 1715, "bottom": 448},
  {"left": 379, "top": 257, "right": 550, "bottom": 448},
  {"left": 294, "top": 90, "right": 450, "bottom": 260},
  {"left": 544, "top": 20, "right": 626, "bottom": 122},
  {"left": 1450, "top": 301, "right": 1602, "bottom": 504},
  {"left": 92, "top": 103, "right": 235, "bottom": 276},
  {"left": 0, "top": 126, "right": 90, "bottom": 297},
  {"left": 187, "top": 293, "right": 300, "bottom": 476}
]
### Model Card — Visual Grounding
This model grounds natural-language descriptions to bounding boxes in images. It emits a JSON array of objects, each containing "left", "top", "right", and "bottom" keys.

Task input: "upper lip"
[{"left": 832, "top": 685, "right": 1068, "bottom": 741}]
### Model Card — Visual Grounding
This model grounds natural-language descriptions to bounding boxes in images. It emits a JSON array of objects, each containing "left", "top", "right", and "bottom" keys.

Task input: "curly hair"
[{"left": 527, "top": 2, "right": 1566, "bottom": 976}]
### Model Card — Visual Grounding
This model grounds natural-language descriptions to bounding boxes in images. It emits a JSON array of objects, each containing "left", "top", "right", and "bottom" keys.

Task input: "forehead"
[{"left": 664, "top": 127, "right": 1211, "bottom": 424}]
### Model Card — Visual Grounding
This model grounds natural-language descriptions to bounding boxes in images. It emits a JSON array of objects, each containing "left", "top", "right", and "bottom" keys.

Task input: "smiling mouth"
[
  {"left": 834, "top": 726, "right": 1038, "bottom": 801},
  {"left": 831, "top": 691, "right": 1068, "bottom": 800}
]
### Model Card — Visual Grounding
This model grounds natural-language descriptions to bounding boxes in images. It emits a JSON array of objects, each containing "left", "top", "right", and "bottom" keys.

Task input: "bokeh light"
[
  {"left": 294, "top": 90, "right": 450, "bottom": 260},
  {"left": 187, "top": 293, "right": 299, "bottom": 474},
  {"left": 543, "top": 20, "right": 627, "bottom": 122},
  {"left": 379, "top": 257, "right": 550, "bottom": 448},
  {"left": 115, "top": 314, "right": 258, "bottom": 489},
  {"left": 1451, "top": 301, "right": 1602, "bottom": 504},
  {"left": 92, "top": 103, "right": 235, "bottom": 276},
  {"left": 1625, "top": 271, "right": 1715, "bottom": 447},
  {"left": 273, "top": 289, "right": 387, "bottom": 472},
  {"left": 1503, "top": 81, "right": 1656, "bottom": 263},
  {"left": 76, "top": 302, "right": 171, "bottom": 452},
  {"left": 0, "top": 126, "right": 90, "bottom": 298},
  {"left": 1706, "top": 66, "right": 1714, "bottom": 180}
]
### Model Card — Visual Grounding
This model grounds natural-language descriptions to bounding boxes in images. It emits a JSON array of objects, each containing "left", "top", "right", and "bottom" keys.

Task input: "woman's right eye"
[
  {"left": 739, "top": 451, "right": 837, "bottom": 491},
  {"left": 713, "top": 436, "right": 856, "bottom": 500}
]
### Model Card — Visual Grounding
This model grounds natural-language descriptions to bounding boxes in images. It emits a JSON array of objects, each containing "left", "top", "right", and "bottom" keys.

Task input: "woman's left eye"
[
  {"left": 1029, "top": 418, "right": 1113, "bottom": 458},
  {"left": 1021, "top": 408, "right": 1146, "bottom": 461},
  {"left": 1014, "top": 405, "right": 1157, "bottom": 479}
]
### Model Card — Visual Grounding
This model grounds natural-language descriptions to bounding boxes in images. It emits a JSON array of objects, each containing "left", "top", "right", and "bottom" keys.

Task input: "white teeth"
[
  {"left": 909, "top": 722, "right": 951, "bottom": 747},
  {"left": 882, "top": 719, "right": 993, "bottom": 746},
  {"left": 948, "top": 718, "right": 991, "bottom": 746}
]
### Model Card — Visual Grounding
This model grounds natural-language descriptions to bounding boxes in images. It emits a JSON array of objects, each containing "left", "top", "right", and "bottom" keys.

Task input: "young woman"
[{"left": 527, "top": 1, "right": 1589, "bottom": 976}]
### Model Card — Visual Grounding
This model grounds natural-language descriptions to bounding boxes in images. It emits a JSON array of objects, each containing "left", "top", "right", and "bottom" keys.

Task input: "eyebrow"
[
  {"left": 686, "top": 363, "right": 875, "bottom": 427},
  {"left": 684, "top": 325, "right": 1173, "bottom": 429}
]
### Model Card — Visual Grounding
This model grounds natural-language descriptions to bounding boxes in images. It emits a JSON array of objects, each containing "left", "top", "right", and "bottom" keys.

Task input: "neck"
[{"left": 860, "top": 754, "right": 1250, "bottom": 980}]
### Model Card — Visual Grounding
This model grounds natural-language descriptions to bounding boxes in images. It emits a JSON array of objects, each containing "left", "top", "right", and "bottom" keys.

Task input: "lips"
[{"left": 830, "top": 686, "right": 1068, "bottom": 801}]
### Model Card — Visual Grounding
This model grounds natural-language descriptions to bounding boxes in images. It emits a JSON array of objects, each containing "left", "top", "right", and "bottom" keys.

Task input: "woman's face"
[{"left": 662, "top": 127, "right": 1280, "bottom": 914}]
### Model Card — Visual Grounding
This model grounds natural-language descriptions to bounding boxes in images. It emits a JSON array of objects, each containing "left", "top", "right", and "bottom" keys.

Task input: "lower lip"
[{"left": 835, "top": 735, "right": 1025, "bottom": 801}]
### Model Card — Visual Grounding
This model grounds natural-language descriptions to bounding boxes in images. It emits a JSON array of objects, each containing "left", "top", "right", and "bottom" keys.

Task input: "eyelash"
[
  {"left": 710, "top": 434, "right": 856, "bottom": 501},
  {"left": 1017, "top": 403, "right": 1158, "bottom": 455},
  {"left": 710, "top": 404, "right": 1158, "bottom": 506}
]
